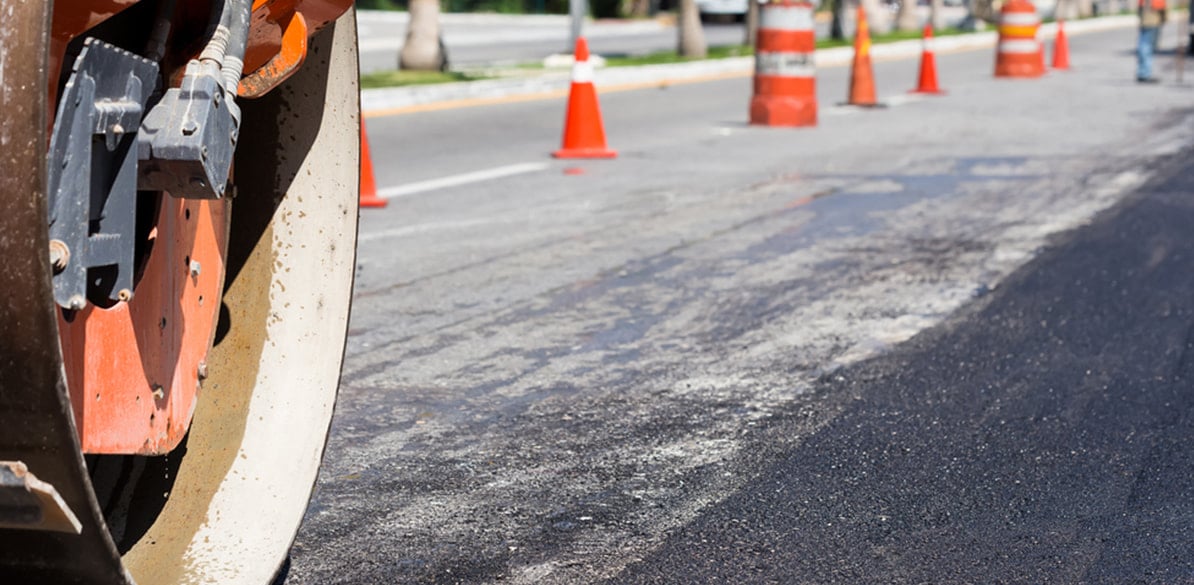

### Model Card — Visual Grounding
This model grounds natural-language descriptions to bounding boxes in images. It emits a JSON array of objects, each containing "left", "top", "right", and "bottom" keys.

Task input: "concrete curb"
[{"left": 361, "top": 14, "right": 1137, "bottom": 115}]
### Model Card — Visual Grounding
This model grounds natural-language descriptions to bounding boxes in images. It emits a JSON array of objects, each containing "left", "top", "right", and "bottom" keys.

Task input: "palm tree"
[
  {"left": 831, "top": 0, "right": 846, "bottom": 39},
  {"left": 400, "top": 0, "right": 448, "bottom": 71},
  {"left": 1055, "top": 0, "right": 1094, "bottom": 20},
  {"left": 744, "top": 0, "right": 759, "bottom": 47},
  {"left": 860, "top": 0, "right": 890, "bottom": 33},
  {"left": 896, "top": 0, "right": 920, "bottom": 31},
  {"left": 678, "top": 0, "right": 708, "bottom": 58},
  {"left": 623, "top": 0, "right": 652, "bottom": 18},
  {"left": 968, "top": 0, "right": 1000, "bottom": 25}
]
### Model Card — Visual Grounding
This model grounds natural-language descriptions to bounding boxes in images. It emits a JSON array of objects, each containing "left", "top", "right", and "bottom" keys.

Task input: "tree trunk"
[
  {"left": 969, "top": 0, "right": 999, "bottom": 24},
  {"left": 678, "top": 0, "right": 708, "bottom": 58},
  {"left": 896, "top": 0, "right": 920, "bottom": 31},
  {"left": 745, "top": 0, "right": 760, "bottom": 47},
  {"left": 860, "top": 0, "right": 891, "bottom": 34},
  {"left": 400, "top": 0, "right": 448, "bottom": 71},
  {"left": 622, "top": 0, "right": 652, "bottom": 17},
  {"left": 831, "top": 0, "right": 846, "bottom": 39},
  {"left": 1053, "top": 0, "right": 1075, "bottom": 19},
  {"left": 929, "top": 0, "right": 942, "bottom": 29}
]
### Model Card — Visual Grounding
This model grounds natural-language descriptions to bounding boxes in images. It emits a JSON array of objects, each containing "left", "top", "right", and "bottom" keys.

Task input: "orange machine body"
[
  {"left": 46, "top": 0, "right": 352, "bottom": 455},
  {"left": 50, "top": 0, "right": 352, "bottom": 100}
]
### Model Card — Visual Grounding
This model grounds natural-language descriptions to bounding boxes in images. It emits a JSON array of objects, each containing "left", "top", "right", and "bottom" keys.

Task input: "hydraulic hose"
[
  {"left": 220, "top": 0, "right": 252, "bottom": 93},
  {"left": 197, "top": 0, "right": 233, "bottom": 66},
  {"left": 196, "top": 0, "right": 251, "bottom": 95},
  {"left": 139, "top": 0, "right": 251, "bottom": 200},
  {"left": 144, "top": 0, "right": 177, "bottom": 63}
]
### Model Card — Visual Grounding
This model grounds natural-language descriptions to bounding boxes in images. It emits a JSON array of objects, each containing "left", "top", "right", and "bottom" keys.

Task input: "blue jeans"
[{"left": 1138, "top": 26, "right": 1159, "bottom": 80}]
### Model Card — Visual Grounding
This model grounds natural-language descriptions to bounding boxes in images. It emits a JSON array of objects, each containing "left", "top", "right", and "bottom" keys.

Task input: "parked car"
[
  {"left": 696, "top": 0, "right": 766, "bottom": 19},
  {"left": 696, "top": 0, "right": 746, "bottom": 16}
]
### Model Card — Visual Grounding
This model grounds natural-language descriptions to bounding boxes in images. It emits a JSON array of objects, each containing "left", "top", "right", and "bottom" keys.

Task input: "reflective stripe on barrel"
[
  {"left": 755, "top": 1, "right": 815, "bottom": 88},
  {"left": 755, "top": 52, "right": 815, "bottom": 77},
  {"left": 760, "top": 2, "right": 816, "bottom": 30},
  {"left": 1000, "top": 12, "right": 1040, "bottom": 27},
  {"left": 997, "top": 5, "right": 1039, "bottom": 46},
  {"left": 998, "top": 39, "right": 1041, "bottom": 54}
]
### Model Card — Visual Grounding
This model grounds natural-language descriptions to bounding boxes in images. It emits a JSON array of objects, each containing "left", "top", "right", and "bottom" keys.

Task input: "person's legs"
[
  {"left": 1188, "top": 10, "right": 1194, "bottom": 55},
  {"left": 1139, "top": 26, "right": 1159, "bottom": 80}
]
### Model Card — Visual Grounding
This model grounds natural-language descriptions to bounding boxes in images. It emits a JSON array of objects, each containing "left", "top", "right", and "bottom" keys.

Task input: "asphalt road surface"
[
  {"left": 285, "top": 23, "right": 1194, "bottom": 584},
  {"left": 608, "top": 151, "right": 1194, "bottom": 584}
]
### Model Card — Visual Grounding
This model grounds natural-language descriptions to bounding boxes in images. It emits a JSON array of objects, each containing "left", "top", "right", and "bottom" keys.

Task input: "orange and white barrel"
[
  {"left": 994, "top": 0, "right": 1045, "bottom": 78},
  {"left": 750, "top": 0, "right": 817, "bottom": 126}
]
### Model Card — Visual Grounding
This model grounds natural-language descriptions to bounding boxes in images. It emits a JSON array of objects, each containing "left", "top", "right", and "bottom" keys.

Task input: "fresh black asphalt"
[{"left": 607, "top": 154, "right": 1194, "bottom": 584}]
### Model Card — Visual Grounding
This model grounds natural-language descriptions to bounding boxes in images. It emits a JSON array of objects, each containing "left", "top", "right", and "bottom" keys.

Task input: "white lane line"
[
  {"left": 883, "top": 93, "right": 928, "bottom": 107},
  {"left": 824, "top": 92, "right": 928, "bottom": 116},
  {"left": 377, "top": 162, "right": 550, "bottom": 199},
  {"left": 360, "top": 217, "right": 510, "bottom": 242}
]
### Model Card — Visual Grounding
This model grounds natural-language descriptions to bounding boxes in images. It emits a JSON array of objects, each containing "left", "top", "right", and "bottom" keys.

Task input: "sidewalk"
[
  {"left": 357, "top": 10, "right": 673, "bottom": 53},
  {"left": 361, "top": 14, "right": 1137, "bottom": 117}
]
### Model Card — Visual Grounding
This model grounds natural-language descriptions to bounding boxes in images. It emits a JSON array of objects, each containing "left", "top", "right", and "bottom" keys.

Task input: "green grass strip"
[
  {"left": 602, "top": 43, "right": 755, "bottom": 66},
  {"left": 604, "top": 26, "right": 977, "bottom": 67},
  {"left": 360, "top": 70, "right": 488, "bottom": 89}
]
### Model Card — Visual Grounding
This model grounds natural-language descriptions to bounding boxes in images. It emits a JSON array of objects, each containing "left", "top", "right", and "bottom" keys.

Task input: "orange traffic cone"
[
  {"left": 554, "top": 37, "right": 617, "bottom": 159},
  {"left": 1052, "top": 19, "right": 1071, "bottom": 70},
  {"left": 847, "top": 6, "right": 879, "bottom": 106},
  {"left": 911, "top": 24, "right": 945, "bottom": 94},
  {"left": 359, "top": 120, "right": 387, "bottom": 208}
]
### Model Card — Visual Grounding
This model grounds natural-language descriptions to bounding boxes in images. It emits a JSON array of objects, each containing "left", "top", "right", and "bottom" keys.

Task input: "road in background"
[
  {"left": 356, "top": 8, "right": 967, "bottom": 73},
  {"left": 288, "top": 23, "right": 1194, "bottom": 584},
  {"left": 358, "top": 12, "right": 748, "bottom": 73}
]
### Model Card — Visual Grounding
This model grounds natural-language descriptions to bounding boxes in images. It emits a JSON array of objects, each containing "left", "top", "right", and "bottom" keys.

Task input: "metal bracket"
[
  {"left": 46, "top": 38, "right": 158, "bottom": 309},
  {"left": 138, "top": 59, "right": 241, "bottom": 199},
  {"left": 0, "top": 461, "right": 83, "bottom": 534}
]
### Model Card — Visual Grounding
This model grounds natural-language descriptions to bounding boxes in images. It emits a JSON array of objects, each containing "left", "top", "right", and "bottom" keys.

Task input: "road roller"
[{"left": 0, "top": 0, "right": 358, "bottom": 582}]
